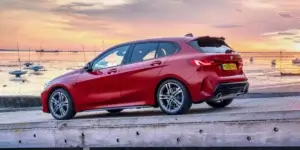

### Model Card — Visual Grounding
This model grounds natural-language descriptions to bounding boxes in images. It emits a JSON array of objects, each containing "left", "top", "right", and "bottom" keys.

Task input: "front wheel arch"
[{"left": 47, "top": 86, "right": 76, "bottom": 112}]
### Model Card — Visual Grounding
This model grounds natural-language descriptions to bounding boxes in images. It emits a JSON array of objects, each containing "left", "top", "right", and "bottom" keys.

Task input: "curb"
[
  {"left": 236, "top": 92, "right": 300, "bottom": 99},
  {"left": 0, "top": 107, "right": 42, "bottom": 113}
]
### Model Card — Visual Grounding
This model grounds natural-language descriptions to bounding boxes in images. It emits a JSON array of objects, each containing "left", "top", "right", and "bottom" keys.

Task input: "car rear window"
[{"left": 189, "top": 37, "right": 233, "bottom": 53}]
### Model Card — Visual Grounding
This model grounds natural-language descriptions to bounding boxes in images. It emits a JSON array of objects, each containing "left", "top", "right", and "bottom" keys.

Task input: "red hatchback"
[{"left": 41, "top": 36, "right": 249, "bottom": 120}]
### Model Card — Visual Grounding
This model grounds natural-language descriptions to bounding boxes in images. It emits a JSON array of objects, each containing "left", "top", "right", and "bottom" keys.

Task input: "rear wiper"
[{"left": 225, "top": 49, "right": 235, "bottom": 53}]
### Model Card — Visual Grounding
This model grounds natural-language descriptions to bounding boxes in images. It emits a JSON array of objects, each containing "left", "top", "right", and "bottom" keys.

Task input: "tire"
[
  {"left": 107, "top": 109, "right": 123, "bottom": 113},
  {"left": 48, "top": 88, "right": 76, "bottom": 120},
  {"left": 156, "top": 79, "right": 192, "bottom": 115},
  {"left": 206, "top": 98, "right": 233, "bottom": 108}
]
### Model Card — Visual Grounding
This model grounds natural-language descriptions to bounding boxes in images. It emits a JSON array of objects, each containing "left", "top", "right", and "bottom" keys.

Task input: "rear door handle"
[
  {"left": 107, "top": 69, "right": 117, "bottom": 74},
  {"left": 150, "top": 60, "right": 162, "bottom": 66}
]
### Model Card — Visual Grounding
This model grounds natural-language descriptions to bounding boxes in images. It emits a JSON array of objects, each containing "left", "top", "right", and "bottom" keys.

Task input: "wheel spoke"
[
  {"left": 171, "top": 98, "right": 182, "bottom": 107},
  {"left": 53, "top": 105, "right": 60, "bottom": 113},
  {"left": 51, "top": 97, "right": 59, "bottom": 105},
  {"left": 166, "top": 100, "right": 172, "bottom": 110},
  {"left": 165, "top": 83, "right": 172, "bottom": 94},
  {"left": 58, "top": 92, "right": 63, "bottom": 101},
  {"left": 159, "top": 94, "right": 170, "bottom": 100},
  {"left": 59, "top": 107, "right": 66, "bottom": 116},
  {"left": 61, "top": 102, "right": 68, "bottom": 107},
  {"left": 172, "top": 88, "right": 182, "bottom": 96}
]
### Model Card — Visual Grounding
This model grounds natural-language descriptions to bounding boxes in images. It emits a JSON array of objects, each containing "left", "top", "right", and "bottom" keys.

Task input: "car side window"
[
  {"left": 130, "top": 43, "right": 158, "bottom": 63},
  {"left": 157, "top": 42, "right": 179, "bottom": 58},
  {"left": 92, "top": 45, "right": 130, "bottom": 70}
]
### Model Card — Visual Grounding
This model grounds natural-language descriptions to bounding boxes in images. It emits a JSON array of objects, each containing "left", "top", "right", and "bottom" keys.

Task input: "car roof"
[
  {"left": 112, "top": 36, "right": 225, "bottom": 48},
  {"left": 119, "top": 36, "right": 201, "bottom": 45}
]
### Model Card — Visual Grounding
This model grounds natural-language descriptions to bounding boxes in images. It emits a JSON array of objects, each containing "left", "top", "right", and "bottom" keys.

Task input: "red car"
[{"left": 41, "top": 36, "right": 249, "bottom": 120}]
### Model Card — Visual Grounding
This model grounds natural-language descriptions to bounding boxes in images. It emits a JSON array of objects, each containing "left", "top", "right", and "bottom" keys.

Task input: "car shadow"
[{"left": 74, "top": 106, "right": 244, "bottom": 120}]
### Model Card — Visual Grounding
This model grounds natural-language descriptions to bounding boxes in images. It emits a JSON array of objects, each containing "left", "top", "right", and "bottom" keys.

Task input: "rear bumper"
[{"left": 211, "top": 81, "right": 249, "bottom": 100}]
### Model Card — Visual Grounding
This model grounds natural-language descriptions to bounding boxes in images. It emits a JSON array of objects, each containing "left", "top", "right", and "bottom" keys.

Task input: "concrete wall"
[{"left": 0, "top": 112, "right": 299, "bottom": 148}]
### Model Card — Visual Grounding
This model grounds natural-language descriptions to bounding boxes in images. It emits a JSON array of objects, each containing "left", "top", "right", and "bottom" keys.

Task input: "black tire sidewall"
[
  {"left": 48, "top": 88, "right": 76, "bottom": 120},
  {"left": 107, "top": 109, "right": 123, "bottom": 113},
  {"left": 206, "top": 98, "right": 233, "bottom": 108},
  {"left": 157, "top": 79, "right": 192, "bottom": 115}
]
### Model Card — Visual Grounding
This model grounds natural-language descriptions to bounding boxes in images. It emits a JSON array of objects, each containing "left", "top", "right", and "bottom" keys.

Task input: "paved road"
[
  {"left": 0, "top": 96, "right": 300, "bottom": 125},
  {"left": 250, "top": 83, "right": 300, "bottom": 93},
  {"left": 1, "top": 96, "right": 300, "bottom": 124}
]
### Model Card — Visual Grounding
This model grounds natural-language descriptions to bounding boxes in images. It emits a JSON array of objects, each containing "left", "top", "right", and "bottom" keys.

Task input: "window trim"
[
  {"left": 128, "top": 41, "right": 159, "bottom": 64},
  {"left": 125, "top": 41, "right": 180, "bottom": 65},
  {"left": 90, "top": 43, "right": 132, "bottom": 71}
]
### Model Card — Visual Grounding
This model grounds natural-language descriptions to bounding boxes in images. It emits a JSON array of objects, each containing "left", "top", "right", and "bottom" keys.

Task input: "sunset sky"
[{"left": 0, "top": 0, "right": 300, "bottom": 51}]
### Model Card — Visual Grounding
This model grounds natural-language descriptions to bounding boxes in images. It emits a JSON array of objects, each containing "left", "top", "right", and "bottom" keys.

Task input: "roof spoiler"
[
  {"left": 185, "top": 35, "right": 226, "bottom": 42},
  {"left": 184, "top": 33, "right": 194, "bottom": 37}
]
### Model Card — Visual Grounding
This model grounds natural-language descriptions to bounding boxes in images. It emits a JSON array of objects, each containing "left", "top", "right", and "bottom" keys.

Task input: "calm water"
[{"left": 1, "top": 51, "right": 300, "bottom": 73}]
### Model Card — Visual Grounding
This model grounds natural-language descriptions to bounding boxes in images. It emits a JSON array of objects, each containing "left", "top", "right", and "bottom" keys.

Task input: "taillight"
[
  {"left": 238, "top": 60, "right": 243, "bottom": 69},
  {"left": 191, "top": 60, "right": 213, "bottom": 66}
]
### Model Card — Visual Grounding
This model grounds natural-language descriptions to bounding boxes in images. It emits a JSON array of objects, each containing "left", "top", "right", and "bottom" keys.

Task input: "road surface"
[{"left": 0, "top": 96, "right": 300, "bottom": 124}]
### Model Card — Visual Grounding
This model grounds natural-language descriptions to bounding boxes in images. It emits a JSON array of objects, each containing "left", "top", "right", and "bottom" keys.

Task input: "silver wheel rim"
[
  {"left": 49, "top": 92, "right": 69, "bottom": 118},
  {"left": 159, "top": 82, "right": 184, "bottom": 113}
]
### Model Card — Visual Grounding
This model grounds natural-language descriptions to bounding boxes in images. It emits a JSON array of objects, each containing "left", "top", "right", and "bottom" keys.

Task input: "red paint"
[{"left": 41, "top": 36, "right": 248, "bottom": 113}]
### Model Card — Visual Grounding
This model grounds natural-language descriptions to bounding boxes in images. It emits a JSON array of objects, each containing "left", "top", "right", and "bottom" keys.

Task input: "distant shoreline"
[
  {"left": 0, "top": 49, "right": 82, "bottom": 53},
  {"left": 0, "top": 49, "right": 298, "bottom": 53}
]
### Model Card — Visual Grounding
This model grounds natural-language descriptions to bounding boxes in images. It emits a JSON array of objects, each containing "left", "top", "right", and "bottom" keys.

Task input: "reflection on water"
[
  {"left": 1, "top": 51, "right": 300, "bottom": 96},
  {"left": 1, "top": 51, "right": 300, "bottom": 73}
]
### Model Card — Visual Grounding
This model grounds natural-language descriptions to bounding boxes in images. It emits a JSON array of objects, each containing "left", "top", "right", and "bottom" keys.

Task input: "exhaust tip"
[{"left": 215, "top": 92, "right": 222, "bottom": 99}]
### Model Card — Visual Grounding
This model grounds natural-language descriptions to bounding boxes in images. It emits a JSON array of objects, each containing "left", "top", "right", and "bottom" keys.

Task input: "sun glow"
[{"left": 295, "top": 43, "right": 300, "bottom": 51}]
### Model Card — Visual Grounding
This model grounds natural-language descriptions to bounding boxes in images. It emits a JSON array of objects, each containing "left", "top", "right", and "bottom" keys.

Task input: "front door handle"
[
  {"left": 107, "top": 69, "right": 117, "bottom": 74},
  {"left": 150, "top": 60, "right": 162, "bottom": 66}
]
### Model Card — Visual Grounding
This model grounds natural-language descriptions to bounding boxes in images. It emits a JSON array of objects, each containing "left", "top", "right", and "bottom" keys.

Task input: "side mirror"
[{"left": 84, "top": 62, "right": 93, "bottom": 72}]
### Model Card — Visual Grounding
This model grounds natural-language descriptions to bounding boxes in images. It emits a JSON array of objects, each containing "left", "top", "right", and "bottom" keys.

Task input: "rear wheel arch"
[{"left": 154, "top": 77, "right": 191, "bottom": 107}]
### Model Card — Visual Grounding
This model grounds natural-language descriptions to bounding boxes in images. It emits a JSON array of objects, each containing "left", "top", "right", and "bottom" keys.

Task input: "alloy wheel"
[
  {"left": 49, "top": 91, "right": 69, "bottom": 119},
  {"left": 158, "top": 82, "right": 184, "bottom": 113}
]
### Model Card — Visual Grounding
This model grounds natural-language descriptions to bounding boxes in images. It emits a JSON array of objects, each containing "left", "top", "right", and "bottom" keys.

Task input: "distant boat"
[
  {"left": 36, "top": 49, "right": 45, "bottom": 53},
  {"left": 271, "top": 59, "right": 276, "bottom": 66},
  {"left": 250, "top": 56, "right": 254, "bottom": 63},
  {"left": 292, "top": 58, "right": 300, "bottom": 64},
  {"left": 281, "top": 72, "right": 300, "bottom": 76},
  {"left": 36, "top": 49, "right": 59, "bottom": 53}
]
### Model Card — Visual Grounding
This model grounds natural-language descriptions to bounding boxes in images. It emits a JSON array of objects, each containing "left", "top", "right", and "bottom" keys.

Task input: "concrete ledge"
[
  {"left": 1, "top": 110, "right": 300, "bottom": 147},
  {"left": 0, "top": 96, "right": 41, "bottom": 108},
  {"left": 237, "top": 92, "right": 300, "bottom": 99},
  {"left": 1, "top": 92, "right": 300, "bottom": 109}
]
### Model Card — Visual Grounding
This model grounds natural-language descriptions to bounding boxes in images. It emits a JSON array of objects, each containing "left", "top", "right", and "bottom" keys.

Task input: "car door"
[
  {"left": 118, "top": 42, "right": 170, "bottom": 106},
  {"left": 74, "top": 44, "right": 131, "bottom": 109}
]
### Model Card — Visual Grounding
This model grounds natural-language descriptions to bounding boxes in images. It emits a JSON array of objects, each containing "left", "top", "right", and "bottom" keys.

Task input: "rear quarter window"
[{"left": 156, "top": 42, "right": 179, "bottom": 58}]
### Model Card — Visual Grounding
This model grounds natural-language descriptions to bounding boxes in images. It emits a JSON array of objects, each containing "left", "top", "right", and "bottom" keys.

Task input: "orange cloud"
[{"left": 0, "top": 0, "right": 300, "bottom": 51}]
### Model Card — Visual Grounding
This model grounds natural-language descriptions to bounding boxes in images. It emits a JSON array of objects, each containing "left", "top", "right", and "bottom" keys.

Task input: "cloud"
[
  {"left": 239, "top": 0, "right": 277, "bottom": 9},
  {"left": 277, "top": 31, "right": 297, "bottom": 35},
  {"left": 0, "top": 0, "right": 56, "bottom": 12},
  {"left": 213, "top": 24, "right": 243, "bottom": 28},
  {"left": 52, "top": 0, "right": 241, "bottom": 24},
  {"left": 262, "top": 30, "right": 299, "bottom": 37},
  {"left": 278, "top": 13, "right": 293, "bottom": 18},
  {"left": 284, "top": 37, "right": 293, "bottom": 40}
]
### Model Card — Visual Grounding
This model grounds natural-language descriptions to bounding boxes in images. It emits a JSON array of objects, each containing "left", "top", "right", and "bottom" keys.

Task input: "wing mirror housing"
[{"left": 84, "top": 62, "right": 93, "bottom": 72}]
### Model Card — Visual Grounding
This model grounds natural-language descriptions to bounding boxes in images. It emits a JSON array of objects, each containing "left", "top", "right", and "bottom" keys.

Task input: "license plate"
[{"left": 222, "top": 63, "right": 237, "bottom": 70}]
